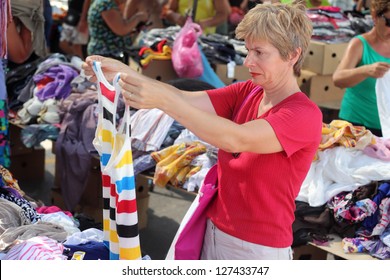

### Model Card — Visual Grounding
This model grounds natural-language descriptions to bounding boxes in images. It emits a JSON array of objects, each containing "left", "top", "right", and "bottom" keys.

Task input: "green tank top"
[
  {"left": 178, "top": 0, "right": 216, "bottom": 34},
  {"left": 280, "top": 0, "right": 330, "bottom": 7},
  {"left": 339, "top": 35, "right": 390, "bottom": 130}
]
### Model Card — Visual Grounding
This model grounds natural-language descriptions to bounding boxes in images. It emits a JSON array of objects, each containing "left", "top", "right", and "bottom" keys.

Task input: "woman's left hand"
[{"left": 119, "top": 71, "right": 180, "bottom": 111}]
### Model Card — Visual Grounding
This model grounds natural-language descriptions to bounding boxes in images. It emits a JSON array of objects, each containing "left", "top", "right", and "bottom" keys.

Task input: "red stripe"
[
  {"left": 102, "top": 174, "right": 111, "bottom": 187},
  {"left": 116, "top": 199, "right": 137, "bottom": 213},
  {"left": 100, "top": 82, "right": 116, "bottom": 102}
]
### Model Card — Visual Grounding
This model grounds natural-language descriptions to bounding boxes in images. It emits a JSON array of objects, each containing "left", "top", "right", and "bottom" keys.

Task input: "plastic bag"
[
  {"left": 376, "top": 70, "right": 390, "bottom": 139},
  {"left": 171, "top": 17, "right": 203, "bottom": 78}
]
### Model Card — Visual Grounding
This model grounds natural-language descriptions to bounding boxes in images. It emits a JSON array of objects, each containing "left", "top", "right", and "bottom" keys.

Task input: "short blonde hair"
[
  {"left": 371, "top": 0, "right": 390, "bottom": 16},
  {"left": 235, "top": 0, "right": 312, "bottom": 76}
]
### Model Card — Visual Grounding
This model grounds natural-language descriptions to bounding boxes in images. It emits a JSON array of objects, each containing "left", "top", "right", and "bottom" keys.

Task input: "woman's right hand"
[
  {"left": 82, "top": 55, "right": 130, "bottom": 83},
  {"left": 365, "top": 62, "right": 390, "bottom": 79}
]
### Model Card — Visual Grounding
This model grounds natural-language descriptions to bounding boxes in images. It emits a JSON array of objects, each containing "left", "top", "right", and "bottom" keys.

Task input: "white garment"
[
  {"left": 297, "top": 146, "right": 390, "bottom": 207},
  {"left": 130, "top": 108, "right": 174, "bottom": 152},
  {"left": 376, "top": 71, "right": 390, "bottom": 139},
  {"left": 40, "top": 212, "right": 80, "bottom": 236},
  {"left": 64, "top": 228, "right": 104, "bottom": 245}
]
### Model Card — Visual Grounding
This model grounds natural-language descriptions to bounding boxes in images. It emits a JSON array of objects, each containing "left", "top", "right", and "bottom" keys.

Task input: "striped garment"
[
  {"left": 92, "top": 61, "right": 141, "bottom": 260},
  {"left": 4, "top": 236, "right": 67, "bottom": 260}
]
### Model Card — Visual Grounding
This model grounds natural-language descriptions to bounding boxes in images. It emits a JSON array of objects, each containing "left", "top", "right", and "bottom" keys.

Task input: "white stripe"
[
  {"left": 116, "top": 189, "right": 136, "bottom": 201},
  {"left": 116, "top": 212, "right": 138, "bottom": 225},
  {"left": 118, "top": 236, "right": 141, "bottom": 248}
]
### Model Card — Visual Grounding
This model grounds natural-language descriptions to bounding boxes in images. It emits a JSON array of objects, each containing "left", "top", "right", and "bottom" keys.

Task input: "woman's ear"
[{"left": 289, "top": 47, "right": 302, "bottom": 65}]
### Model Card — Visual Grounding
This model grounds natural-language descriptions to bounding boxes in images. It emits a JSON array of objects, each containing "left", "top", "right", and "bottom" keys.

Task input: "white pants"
[{"left": 200, "top": 219, "right": 293, "bottom": 260}]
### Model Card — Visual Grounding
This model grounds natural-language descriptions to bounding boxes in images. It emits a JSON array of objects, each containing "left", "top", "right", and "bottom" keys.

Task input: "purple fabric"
[
  {"left": 362, "top": 182, "right": 390, "bottom": 230},
  {"left": 363, "top": 137, "right": 390, "bottom": 161},
  {"left": 33, "top": 65, "right": 79, "bottom": 101}
]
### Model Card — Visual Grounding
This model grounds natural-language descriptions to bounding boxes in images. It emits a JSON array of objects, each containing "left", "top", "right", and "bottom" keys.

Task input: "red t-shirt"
[{"left": 206, "top": 80, "right": 322, "bottom": 248}]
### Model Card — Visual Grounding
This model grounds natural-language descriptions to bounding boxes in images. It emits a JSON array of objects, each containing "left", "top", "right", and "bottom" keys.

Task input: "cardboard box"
[
  {"left": 9, "top": 147, "right": 45, "bottom": 181},
  {"left": 9, "top": 122, "right": 34, "bottom": 156},
  {"left": 135, "top": 173, "right": 152, "bottom": 199},
  {"left": 298, "top": 70, "right": 345, "bottom": 105},
  {"left": 129, "top": 58, "right": 178, "bottom": 82},
  {"left": 51, "top": 188, "right": 66, "bottom": 210},
  {"left": 214, "top": 63, "right": 251, "bottom": 85},
  {"left": 303, "top": 40, "right": 348, "bottom": 75},
  {"left": 137, "top": 195, "right": 150, "bottom": 230},
  {"left": 293, "top": 245, "right": 328, "bottom": 260}
]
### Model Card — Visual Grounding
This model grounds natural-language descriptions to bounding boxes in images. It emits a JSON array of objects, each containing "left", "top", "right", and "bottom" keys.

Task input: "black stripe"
[
  {"left": 103, "top": 107, "right": 113, "bottom": 123},
  {"left": 103, "top": 198, "right": 110, "bottom": 209},
  {"left": 110, "top": 207, "right": 116, "bottom": 220},
  {"left": 117, "top": 224, "right": 139, "bottom": 238}
]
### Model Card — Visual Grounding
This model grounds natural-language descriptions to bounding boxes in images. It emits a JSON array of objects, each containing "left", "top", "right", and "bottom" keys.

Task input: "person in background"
[
  {"left": 59, "top": 0, "right": 91, "bottom": 59},
  {"left": 83, "top": 0, "right": 322, "bottom": 259},
  {"left": 124, "top": 0, "right": 165, "bottom": 30},
  {"left": 280, "top": 0, "right": 330, "bottom": 7},
  {"left": 356, "top": 0, "right": 371, "bottom": 12},
  {"left": 87, "top": 0, "right": 149, "bottom": 61},
  {"left": 0, "top": 0, "right": 34, "bottom": 168},
  {"left": 333, "top": 0, "right": 390, "bottom": 137},
  {"left": 162, "top": 0, "right": 231, "bottom": 35}
]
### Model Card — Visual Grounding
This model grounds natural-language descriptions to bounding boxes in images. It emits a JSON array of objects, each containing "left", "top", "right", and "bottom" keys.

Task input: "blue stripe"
[
  {"left": 101, "top": 153, "right": 111, "bottom": 166},
  {"left": 116, "top": 176, "right": 136, "bottom": 193},
  {"left": 110, "top": 252, "right": 119, "bottom": 260}
]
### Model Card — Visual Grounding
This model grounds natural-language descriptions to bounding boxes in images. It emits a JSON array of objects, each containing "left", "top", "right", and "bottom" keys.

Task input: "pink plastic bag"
[
  {"left": 174, "top": 164, "right": 218, "bottom": 260},
  {"left": 172, "top": 17, "right": 204, "bottom": 78}
]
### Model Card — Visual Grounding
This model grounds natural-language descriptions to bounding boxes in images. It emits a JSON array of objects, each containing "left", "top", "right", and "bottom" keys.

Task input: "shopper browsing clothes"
[
  {"left": 87, "top": 0, "right": 149, "bottom": 60},
  {"left": 161, "top": 0, "right": 231, "bottom": 35},
  {"left": 333, "top": 0, "right": 390, "bottom": 137},
  {"left": 83, "top": 0, "right": 322, "bottom": 260}
]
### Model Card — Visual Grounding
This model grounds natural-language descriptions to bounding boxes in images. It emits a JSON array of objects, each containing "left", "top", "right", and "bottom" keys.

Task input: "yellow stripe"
[
  {"left": 110, "top": 230, "right": 119, "bottom": 243},
  {"left": 115, "top": 150, "right": 133, "bottom": 168},
  {"left": 120, "top": 246, "right": 142, "bottom": 260},
  {"left": 103, "top": 218, "right": 110, "bottom": 231},
  {"left": 102, "top": 129, "right": 113, "bottom": 143}
]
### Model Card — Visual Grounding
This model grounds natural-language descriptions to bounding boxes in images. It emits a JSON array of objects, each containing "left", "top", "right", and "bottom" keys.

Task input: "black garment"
[
  {"left": 229, "top": 0, "right": 244, "bottom": 7},
  {"left": 64, "top": 0, "right": 85, "bottom": 26}
]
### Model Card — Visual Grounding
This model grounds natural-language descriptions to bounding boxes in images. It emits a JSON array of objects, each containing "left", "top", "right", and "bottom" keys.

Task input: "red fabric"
[{"left": 205, "top": 80, "right": 322, "bottom": 247}]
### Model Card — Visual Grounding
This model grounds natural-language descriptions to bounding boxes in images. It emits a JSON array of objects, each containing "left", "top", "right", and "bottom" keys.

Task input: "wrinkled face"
[{"left": 244, "top": 38, "right": 291, "bottom": 88}]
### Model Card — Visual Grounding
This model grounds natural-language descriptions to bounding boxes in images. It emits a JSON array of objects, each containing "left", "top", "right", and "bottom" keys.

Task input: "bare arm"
[
  {"left": 163, "top": 0, "right": 186, "bottom": 26},
  {"left": 7, "top": 19, "right": 33, "bottom": 64},
  {"left": 101, "top": 6, "right": 148, "bottom": 36},
  {"left": 333, "top": 37, "right": 390, "bottom": 88},
  {"left": 77, "top": 0, "right": 91, "bottom": 33},
  {"left": 119, "top": 68, "right": 283, "bottom": 154},
  {"left": 82, "top": 54, "right": 283, "bottom": 154},
  {"left": 123, "top": 0, "right": 142, "bottom": 19}
]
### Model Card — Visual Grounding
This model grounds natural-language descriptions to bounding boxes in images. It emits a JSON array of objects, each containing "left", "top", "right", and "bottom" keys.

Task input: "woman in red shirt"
[{"left": 83, "top": 0, "right": 322, "bottom": 260}]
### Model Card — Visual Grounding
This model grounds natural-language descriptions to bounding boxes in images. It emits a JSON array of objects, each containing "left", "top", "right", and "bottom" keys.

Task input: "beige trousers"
[{"left": 200, "top": 219, "right": 293, "bottom": 260}]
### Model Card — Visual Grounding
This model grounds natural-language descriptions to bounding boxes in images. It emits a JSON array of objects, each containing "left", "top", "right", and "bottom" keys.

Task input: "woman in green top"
[
  {"left": 280, "top": 0, "right": 330, "bottom": 8},
  {"left": 333, "top": 0, "right": 390, "bottom": 137}
]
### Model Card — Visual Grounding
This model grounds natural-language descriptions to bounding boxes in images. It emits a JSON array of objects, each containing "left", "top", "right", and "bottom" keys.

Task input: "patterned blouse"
[{"left": 87, "top": 0, "right": 132, "bottom": 57}]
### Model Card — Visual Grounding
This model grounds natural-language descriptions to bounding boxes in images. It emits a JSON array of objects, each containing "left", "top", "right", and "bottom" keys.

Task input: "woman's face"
[
  {"left": 243, "top": 38, "right": 291, "bottom": 88},
  {"left": 374, "top": 10, "right": 390, "bottom": 40}
]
